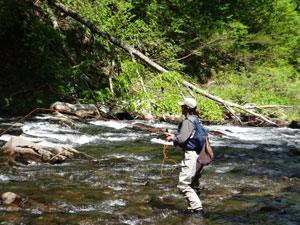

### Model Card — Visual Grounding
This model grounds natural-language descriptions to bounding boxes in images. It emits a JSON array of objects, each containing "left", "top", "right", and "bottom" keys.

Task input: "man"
[{"left": 166, "top": 98, "right": 207, "bottom": 215}]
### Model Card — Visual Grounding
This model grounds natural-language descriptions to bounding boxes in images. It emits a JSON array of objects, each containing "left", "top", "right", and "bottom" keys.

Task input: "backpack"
[
  {"left": 185, "top": 117, "right": 207, "bottom": 151},
  {"left": 186, "top": 117, "right": 214, "bottom": 166}
]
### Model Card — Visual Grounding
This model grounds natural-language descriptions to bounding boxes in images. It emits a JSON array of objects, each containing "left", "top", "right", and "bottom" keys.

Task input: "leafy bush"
[{"left": 209, "top": 64, "right": 300, "bottom": 120}]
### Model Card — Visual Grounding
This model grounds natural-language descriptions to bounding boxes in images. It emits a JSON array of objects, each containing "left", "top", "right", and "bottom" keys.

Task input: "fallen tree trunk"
[
  {"left": 47, "top": 0, "right": 168, "bottom": 74},
  {"left": 182, "top": 81, "right": 277, "bottom": 125},
  {"left": 46, "top": 0, "right": 280, "bottom": 126}
]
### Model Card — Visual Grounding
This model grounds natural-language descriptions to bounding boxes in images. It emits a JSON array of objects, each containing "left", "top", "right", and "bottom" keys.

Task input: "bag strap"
[{"left": 205, "top": 135, "right": 214, "bottom": 159}]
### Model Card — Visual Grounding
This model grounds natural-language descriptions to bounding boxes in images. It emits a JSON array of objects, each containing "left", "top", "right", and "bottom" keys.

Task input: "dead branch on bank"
[
  {"left": 243, "top": 105, "right": 300, "bottom": 109},
  {"left": 46, "top": 0, "right": 292, "bottom": 126},
  {"left": 182, "top": 81, "right": 277, "bottom": 126}
]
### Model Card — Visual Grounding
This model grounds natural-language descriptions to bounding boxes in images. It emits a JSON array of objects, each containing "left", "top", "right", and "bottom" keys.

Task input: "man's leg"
[
  {"left": 191, "top": 164, "right": 204, "bottom": 194},
  {"left": 177, "top": 151, "right": 203, "bottom": 211}
]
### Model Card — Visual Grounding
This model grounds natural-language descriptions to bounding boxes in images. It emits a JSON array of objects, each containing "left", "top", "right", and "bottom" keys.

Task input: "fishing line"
[
  {"left": 0, "top": 107, "right": 177, "bottom": 177},
  {"left": 160, "top": 144, "right": 177, "bottom": 178}
]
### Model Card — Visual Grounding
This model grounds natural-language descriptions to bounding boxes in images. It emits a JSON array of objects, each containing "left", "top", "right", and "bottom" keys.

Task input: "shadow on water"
[{"left": 0, "top": 116, "right": 299, "bottom": 224}]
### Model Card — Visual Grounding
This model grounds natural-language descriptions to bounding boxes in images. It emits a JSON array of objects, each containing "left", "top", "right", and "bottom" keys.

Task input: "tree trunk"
[
  {"left": 108, "top": 42, "right": 115, "bottom": 94},
  {"left": 47, "top": 0, "right": 168, "bottom": 73}
]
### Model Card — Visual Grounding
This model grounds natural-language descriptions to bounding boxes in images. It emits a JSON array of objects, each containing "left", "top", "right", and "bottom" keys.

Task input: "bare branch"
[{"left": 171, "top": 36, "right": 229, "bottom": 62}]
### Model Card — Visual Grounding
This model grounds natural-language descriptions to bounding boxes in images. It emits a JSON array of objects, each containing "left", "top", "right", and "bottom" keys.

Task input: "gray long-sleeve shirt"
[{"left": 174, "top": 115, "right": 197, "bottom": 147}]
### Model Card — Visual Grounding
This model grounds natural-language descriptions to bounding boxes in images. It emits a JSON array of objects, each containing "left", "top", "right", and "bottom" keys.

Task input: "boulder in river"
[
  {"left": 1, "top": 192, "right": 60, "bottom": 212},
  {"left": 51, "top": 101, "right": 108, "bottom": 115},
  {"left": 259, "top": 205, "right": 286, "bottom": 214},
  {"left": 161, "top": 113, "right": 183, "bottom": 124},
  {"left": 288, "top": 120, "right": 300, "bottom": 129}
]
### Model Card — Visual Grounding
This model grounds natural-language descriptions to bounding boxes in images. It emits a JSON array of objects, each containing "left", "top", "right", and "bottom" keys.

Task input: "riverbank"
[{"left": 49, "top": 101, "right": 299, "bottom": 128}]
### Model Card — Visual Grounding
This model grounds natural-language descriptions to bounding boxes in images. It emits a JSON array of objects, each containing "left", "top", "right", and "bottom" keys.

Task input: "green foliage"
[
  {"left": 116, "top": 61, "right": 145, "bottom": 95},
  {"left": 1, "top": 0, "right": 300, "bottom": 122},
  {"left": 148, "top": 72, "right": 183, "bottom": 115},
  {"left": 197, "top": 98, "right": 224, "bottom": 121},
  {"left": 117, "top": 72, "right": 224, "bottom": 121},
  {"left": 93, "top": 88, "right": 117, "bottom": 105},
  {"left": 209, "top": 64, "right": 300, "bottom": 120},
  {"left": 71, "top": 60, "right": 94, "bottom": 75}
]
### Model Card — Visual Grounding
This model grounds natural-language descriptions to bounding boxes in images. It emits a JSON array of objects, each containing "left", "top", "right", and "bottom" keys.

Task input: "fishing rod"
[
  {"left": 0, "top": 107, "right": 171, "bottom": 137},
  {"left": 0, "top": 107, "right": 177, "bottom": 177}
]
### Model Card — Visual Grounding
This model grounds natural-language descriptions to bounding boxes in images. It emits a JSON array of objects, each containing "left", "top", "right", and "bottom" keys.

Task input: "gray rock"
[{"left": 50, "top": 101, "right": 101, "bottom": 115}]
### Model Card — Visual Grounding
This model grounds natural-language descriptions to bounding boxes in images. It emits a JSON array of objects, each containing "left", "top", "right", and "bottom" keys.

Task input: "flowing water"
[{"left": 0, "top": 114, "right": 300, "bottom": 225}]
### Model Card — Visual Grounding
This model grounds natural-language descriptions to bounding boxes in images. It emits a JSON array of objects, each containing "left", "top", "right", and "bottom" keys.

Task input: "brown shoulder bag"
[{"left": 197, "top": 135, "right": 214, "bottom": 166}]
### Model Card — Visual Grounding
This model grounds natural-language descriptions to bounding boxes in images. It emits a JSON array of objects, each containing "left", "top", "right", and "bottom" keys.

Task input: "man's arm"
[
  {"left": 175, "top": 119, "right": 194, "bottom": 146},
  {"left": 167, "top": 119, "right": 194, "bottom": 146}
]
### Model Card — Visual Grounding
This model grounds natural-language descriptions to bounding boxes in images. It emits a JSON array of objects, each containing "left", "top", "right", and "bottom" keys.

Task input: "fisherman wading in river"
[{"left": 166, "top": 98, "right": 208, "bottom": 215}]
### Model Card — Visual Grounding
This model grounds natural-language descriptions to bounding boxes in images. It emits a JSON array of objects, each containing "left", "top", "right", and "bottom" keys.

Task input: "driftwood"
[
  {"left": 46, "top": 0, "right": 293, "bottom": 126},
  {"left": 0, "top": 136, "right": 86, "bottom": 165}
]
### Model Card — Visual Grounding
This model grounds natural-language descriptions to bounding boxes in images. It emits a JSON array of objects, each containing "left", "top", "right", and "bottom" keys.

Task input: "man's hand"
[{"left": 166, "top": 134, "right": 175, "bottom": 142}]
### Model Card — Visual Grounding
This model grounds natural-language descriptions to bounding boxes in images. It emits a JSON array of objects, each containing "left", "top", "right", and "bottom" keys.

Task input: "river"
[{"left": 0, "top": 114, "right": 299, "bottom": 224}]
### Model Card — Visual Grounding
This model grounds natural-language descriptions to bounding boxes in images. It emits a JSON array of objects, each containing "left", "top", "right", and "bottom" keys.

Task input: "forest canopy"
[{"left": 0, "top": 0, "right": 299, "bottom": 122}]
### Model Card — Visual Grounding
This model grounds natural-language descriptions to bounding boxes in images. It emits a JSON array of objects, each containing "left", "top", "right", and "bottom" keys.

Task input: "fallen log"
[
  {"left": 0, "top": 136, "right": 86, "bottom": 165},
  {"left": 47, "top": 0, "right": 168, "bottom": 74},
  {"left": 182, "top": 81, "right": 277, "bottom": 126},
  {"left": 46, "top": 0, "right": 282, "bottom": 126}
]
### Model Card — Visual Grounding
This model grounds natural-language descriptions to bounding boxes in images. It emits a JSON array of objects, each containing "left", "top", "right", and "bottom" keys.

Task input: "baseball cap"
[{"left": 178, "top": 98, "right": 197, "bottom": 109}]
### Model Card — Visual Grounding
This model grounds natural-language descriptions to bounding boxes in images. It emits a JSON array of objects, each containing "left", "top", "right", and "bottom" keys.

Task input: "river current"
[{"left": 0, "top": 114, "right": 299, "bottom": 224}]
